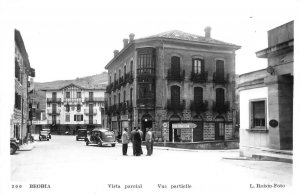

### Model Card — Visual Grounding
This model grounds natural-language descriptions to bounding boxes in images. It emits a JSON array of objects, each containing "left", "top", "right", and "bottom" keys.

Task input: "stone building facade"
[
  {"left": 12, "top": 29, "right": 35, "bottom": 144},
  {"left": 42, "top": 83, "right": 105, "bottom": 134},
  {"left": 238, "top": 21, "right": 293, "bottom": 156},
  {"left": 105, "top": 29, "right": 240, "bottom": 142}
]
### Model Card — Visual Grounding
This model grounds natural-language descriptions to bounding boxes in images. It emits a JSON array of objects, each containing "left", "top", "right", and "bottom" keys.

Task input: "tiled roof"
[
  {"left": 142, "top": 30, "right": 238, "bottom": 47},
  {"left": 41, "top": 82, "right": 107, "bottom": 91}
]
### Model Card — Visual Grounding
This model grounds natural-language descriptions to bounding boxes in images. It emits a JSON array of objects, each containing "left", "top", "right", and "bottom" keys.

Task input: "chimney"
[
  {"left": 129, "top": 33, "right": 135, "bottom": 42},
  {"left": 204, "top": 26, "right": 211, "bottom": 38},
  {"left": 123, "top": 39, "right": 129, "bottom": 48},
  {"left": 113, "top": 50, "right": 119, "bottom": 57}
]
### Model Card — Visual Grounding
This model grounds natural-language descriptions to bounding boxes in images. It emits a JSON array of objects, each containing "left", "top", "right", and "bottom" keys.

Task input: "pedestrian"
[
  {"left": 145, "top": 128, "right": 152, "bottom": 156},
  {"left": 134, "top": 129, "right": 142, "bottom": 156},
  {"left": 137, "top": 127, "right": 143, "bottom": 155},
  {"left": 131, "top": 127, "right": 137, "bottom": 156},
  {"left": 150, "top": 128, "right": 155, "bottom": 155},
  {"left": 122, "top": 128, "right": 129, "bottom": 156}
]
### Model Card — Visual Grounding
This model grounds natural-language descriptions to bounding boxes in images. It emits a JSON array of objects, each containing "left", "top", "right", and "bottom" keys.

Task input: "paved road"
[{"left": 11, "top": 135, "right": 293, "bottom": 194}]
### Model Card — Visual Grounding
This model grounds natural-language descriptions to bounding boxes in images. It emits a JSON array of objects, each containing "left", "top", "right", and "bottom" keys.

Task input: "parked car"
[
  {"left": 85, "top": 128, "right": 116, "bottom": 147},
  {"left": 42, "top": 129, "right": 51, "bottom": 139},
  {"left": 76, "top": 129, "right": 87, "bottom": 141},
  {"left": 39, "top": 130, "right": 50, "bottom": 141},
  {"left": 10, "top": 138, "right": 20, "bottom": 155}
]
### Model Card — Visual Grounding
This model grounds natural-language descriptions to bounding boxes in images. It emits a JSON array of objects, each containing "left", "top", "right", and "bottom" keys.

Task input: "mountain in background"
[{"left": 34, "top": 72, "right": 108, "bottom": 90}]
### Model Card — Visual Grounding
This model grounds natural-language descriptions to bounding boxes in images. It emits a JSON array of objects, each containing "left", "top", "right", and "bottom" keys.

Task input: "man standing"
[
  {"left": 131, "top": 127, "right": 137, "bottom": 156},
  {"left": 137, "top": 127, "right": 143, "bottom": 155},
  {"left": 122, "top": 128, "right": 129, "bottom": 156},
  {"left": 145, "top": 128, "right": 152, "bottom": 156},
  {"left": 150, "top": 128, "right": 155, "bottom": 155}
]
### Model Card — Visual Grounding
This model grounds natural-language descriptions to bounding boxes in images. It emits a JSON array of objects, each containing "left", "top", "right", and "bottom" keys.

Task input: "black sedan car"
[
  {"left": 76, "top": 129, "right": 87, "bottom": 141},
  {"left": 85, "top": 128, "right": 116, "bottom": 147}
]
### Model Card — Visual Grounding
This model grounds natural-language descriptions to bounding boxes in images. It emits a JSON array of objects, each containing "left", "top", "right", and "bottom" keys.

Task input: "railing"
[
  {"left": 47, "top": 120, "right": 60, "bottom": 124},
  {"left": 47, "top": 98, "right": 62, "bottom": 103},
  {"left": 213, "top": 101, "right": 230, "bottom": 113},
  {"left": 190, "top": 72, "right": 208, "bottom": 83},
  {"left": 167, "top": 99, "right": 186, "bottom": 112},
  {"left": 84, "top": 120, "right": 97, "bottom": 124},
  {"left": 213, "top": 73, "right": 229, "bottom": 84},
  {"left": 190, "top": 100, "right": 208, "bottom": 113},
  {"left": 84, "top": 97, "right": 103, "bottom": 102},
  {"left": 84, "top": 109, "right": 97, "bottom": 115},
  {"left": 106, "top": 84, "right": 112, "bottom": 93},
  {"left": 137, "top": 92, "right": 155, "bottom": 108},
  {"left": 64, "top": 98, "right": 82, "bottom": 103},
  {"left": 47, "top": 109, "right": 61, "bottom": 115},
  {"left": 167, "top": 69, "right": 185, "bottom": 82},
  {"left": 119, "top": 76, "right": 125, "bottom": 87},
  {"left": 125, "top": 72, "right": 134, "bottom": 84}
]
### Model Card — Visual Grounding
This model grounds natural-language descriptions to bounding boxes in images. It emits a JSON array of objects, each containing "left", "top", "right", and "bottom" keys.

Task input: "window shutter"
[
  {"left": 201, "top": 59, "right": 205, "bottom": 74},
  {"left": 74, "top": 115, "right": 76, "bottom": 121},
  {"left": 81, "top": 115, "right": 83, "bottom": 121}
]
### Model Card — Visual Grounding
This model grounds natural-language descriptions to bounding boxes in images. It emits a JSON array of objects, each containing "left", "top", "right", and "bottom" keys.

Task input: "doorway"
[{"left": 141, "top": 114, "right": 153, "bottom": 141}]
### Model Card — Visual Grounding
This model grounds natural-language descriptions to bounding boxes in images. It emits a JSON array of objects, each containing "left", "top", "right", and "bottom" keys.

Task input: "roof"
[
  {"left": 141, "top": 30, "right": 239, "bottom": 47},
  {"left": 15, "top": 29, "right": 32, "bottom": 71},
  {"left": 41, "top": 82, "right": 106, "bottom": 91}
]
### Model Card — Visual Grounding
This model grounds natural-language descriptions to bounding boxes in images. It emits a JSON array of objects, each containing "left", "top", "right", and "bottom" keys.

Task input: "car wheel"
[
  {"left": 47, "top": 139, "right": 49, "bottom": 141},
  {"left": 10, "top": 145, "right": 17, "bottom": 155},
  {"left": 86, "top": 141, "right": 89, "bottom": 146},
  {"left": 98, "top": 142, "right": 102, "bottom": 147},
  {"left": 112, "top": 144, "right": 115, "bottom": 147}
]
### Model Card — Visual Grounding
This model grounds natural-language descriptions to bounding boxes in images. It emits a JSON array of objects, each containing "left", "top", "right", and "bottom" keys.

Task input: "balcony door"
[
  {"left": 89, "top": 92, "right": 93, "bottom": 101},
  {"left": 216, "top": 60, "right": 224, "bottom": 80},
  {"left": 215, "top": 116, "right": 225, "bottom": 140},
  {"left": 52, "top": 92, "right": 57, "bottom": 100},
  {"left": 171, "top": 85, "right": 180, "bottom": 106},
  {"left": 89, "top": 104, "right": 93, "bottom": 124},
  {"left": 216, "top": 88, "right": 225, "bottom": 106},
  {"left": 171, "top": 56, "right": 180, "bottom": 76},
  {"left": 194, "top": 87, "right": 203, "bottom": 105}
]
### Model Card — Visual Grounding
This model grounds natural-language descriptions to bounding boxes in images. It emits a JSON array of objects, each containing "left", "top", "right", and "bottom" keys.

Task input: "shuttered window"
[
  {"left": 65, "top": 115, "right": 70, "bottom": 122},
  {"left": 171, "top": 56, "right": 180, "bottom": 76},
  {"left": 171, "top": 85, "right": 180, "bottom": 106},
  {"left": 216, "top": 88, "right": 225, "bottom": 105},
  {"left": 251, "top": 100, "right": 266, "bottom": 128},
  {"left": 194, "top": 87, "right": 203, "bottom": 104},
  {"left": 216, "top": 60, "right": 224, "bottom": 80},
  {"left": 193, "top": 58, "right": 204, "bottom": 74}
]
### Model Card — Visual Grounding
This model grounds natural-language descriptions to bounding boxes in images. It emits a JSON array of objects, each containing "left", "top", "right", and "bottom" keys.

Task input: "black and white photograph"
[{"left": 0, "top": 0, "right": 299, "bottom": 194}]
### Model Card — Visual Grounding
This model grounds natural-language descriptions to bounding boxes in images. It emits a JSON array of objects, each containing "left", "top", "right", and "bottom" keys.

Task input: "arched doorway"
[
  {"left": 141, "top": 114, "right": 153, "bottom": 141},
  {"left": 169, "top": 114, "right": 181, "bottom": 142},
  {"left": 215, "top": 115, "right": 225, "bottom": 140}
]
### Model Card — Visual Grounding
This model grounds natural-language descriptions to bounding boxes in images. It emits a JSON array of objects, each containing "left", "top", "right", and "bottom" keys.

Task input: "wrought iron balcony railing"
[
  {"left": 166, "top": 99, "right": 186, "bottom": 112},
  {"left": 212, "top": 101, "right": 230, "bottom": 113},
  {"left": 190, "top": 100, "right": 208, "bottom": 113},
  {"left": 47, "top": 98, "right": 62, "bottom": 103},
  {"left": 64, "top": 98, "right": 82, "bottom": 103},
  {"left": 125, "top": 72, "right": 134, "bottom": 84},
  {"left": 167, "top": 69, "right": 185, "bottom": 82},
  {"left": 84, "top": 109, "right": 97, "bottom": 115},
  {"left": 190, "top": 72, "right": 208, "bottom": 83},
  {"left": 213, "top": 73, "right": 229, "bottom": 84}
]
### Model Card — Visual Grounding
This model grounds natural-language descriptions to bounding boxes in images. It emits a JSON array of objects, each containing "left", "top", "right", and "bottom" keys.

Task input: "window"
[
  {"left": 215, "top": 116, "right": 225, "bottom": 140},
  {"left": 109, "top": 76, "right": 112, "bottom": 85},
  {"left": 77, "top": 92, "right": 81, "bottom": 98},
  {"left": 77, "top": 104, "right": 81, "bottom": 112},
  {"left": 216, "top": 60, "right": 225, "bottom": 80},
  {"left": 66, "top": 104, "right": 70, "bottom": 112},
  {"left": 123, "top": 90, "right": 126, "bottom": 102},
  {"left": 216, "top": 88, "right": 225, "bottom": 105},
  {"left": 171, "top": 56, "right": 180, "bottom": 75},
  {"left": 15, "top": 59, "right": 21, "bottom": 82},
  {"left": 130, "top": 60, "right": 133, "bottom": 73},
  {"left": 66, "top": 92, "right": 70, "bottom": 98},
  {"left": 171, "top": 85, "right": 180, "bottom": 106},
  {"left": 124, "top": 65, "right": 126, "bottom": 77},
  {"left": 194, "top": 87, "right": 203, "bottom": 104},
  {"left": 119, "top": 69, "right": 121, "bottom": 79},
  {"left": 250, "top": 100, "right": 266, "bottom": 128},
  {"left": 65, "top": 115, "right": 70, "bottom": 122},
  {"left": 130, "top": 88, "right": 133, "bottom": 103},
  {"left": 14, "top": 93, "right": 22, "bottom": 110},
  {"left": 74, "top": 115, "right": 83, "bottom": 121},
  {"left": 118, "top": 92, "right": 121, "bottom": 104},
  {"left": 193, "top": 58, "right": 204, "bottom": 74}
]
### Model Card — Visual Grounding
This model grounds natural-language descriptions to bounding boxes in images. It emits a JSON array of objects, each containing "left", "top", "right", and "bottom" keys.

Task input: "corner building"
[{"left": 105, "top": 29, "right": 240, "bottom": 142}]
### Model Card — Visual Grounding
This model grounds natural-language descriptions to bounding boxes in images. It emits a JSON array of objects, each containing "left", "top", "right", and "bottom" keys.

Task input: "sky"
[{"left": 2, "top": 0, "right": 299, "bottom": 82}]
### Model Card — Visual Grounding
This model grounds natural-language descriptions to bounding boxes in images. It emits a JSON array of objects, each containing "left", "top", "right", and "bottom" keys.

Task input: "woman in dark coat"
[{"left": 134, "top": 130, "right": 142, "bottom": 156}]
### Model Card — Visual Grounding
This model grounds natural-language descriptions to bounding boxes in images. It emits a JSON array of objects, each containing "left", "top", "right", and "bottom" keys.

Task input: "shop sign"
[
  {"left": 111, "top": 116, "right": 118, "bottom": 122},
  {"left": 172, "top": 123, "right": 197, "bottom": 129},
  {"left": 121, "top": 115, "right": 128, "bottom": 121}
]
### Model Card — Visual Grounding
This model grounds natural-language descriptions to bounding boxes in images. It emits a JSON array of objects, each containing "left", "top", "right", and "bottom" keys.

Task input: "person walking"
[
  {"left": 131, "top": 127, "right": 137, "bottom": 156},
  {"left": 145, "top": 128, "right": 152, "bottom": 156},
  {"left": 137, "top": 127, "right": 143, "bottom": 155},
  {"left": 134, "top": 129, "right": 142, "bottom": 156},
  {"left": 122, "top": 128, "right": 129, "bottom": 156}
]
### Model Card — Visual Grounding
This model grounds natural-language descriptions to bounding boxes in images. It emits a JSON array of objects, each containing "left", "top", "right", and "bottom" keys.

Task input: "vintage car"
[
  {"left": 39, "top": 130, "right": 50, "bottom": 141},
  {"left": 85, "top": 128, "right": 116, "bottom": 147},
  {"left": 42, "top": 128, "right": 51, "bottom": 139},
  {"left": 10, "top": 138, "right": 20, "bottom": 155},
  {"left": 76, "top": 129, "right": 87, "bottom": 141}
]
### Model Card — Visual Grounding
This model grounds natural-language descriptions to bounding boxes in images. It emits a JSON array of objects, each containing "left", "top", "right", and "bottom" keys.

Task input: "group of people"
[{"left": 121, "top": 127, "right": 154, "bottom": 156}]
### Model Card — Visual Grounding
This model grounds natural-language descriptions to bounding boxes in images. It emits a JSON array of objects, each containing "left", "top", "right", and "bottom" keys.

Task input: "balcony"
[
  {"left": 64, "top": 98, "right": 82, "bottom": 104},
  {"left": 84, "top": 97, "right": 103, "bottom": 102},
  {"left": 119, "top": 76, "right": 126, "bottom": 87},
  {"left": 84, "top": 120, "right": 97, "bottom": 124},
  {"left": 167, "top": 69, "right": 185, "bottom": 82},
  {"left": 47, "top": 98, "right": 61, "bottom": 103},
  {"left": 106, "top": 84, "right": 113, "bottom": 93},
  {"left": 125, "top": 72, "right": 134, "bottom": 84},
  {"left": 137, "top": 92, "right": 155, "bottom": 108},
  {"left": 190, "top": 72, "right": 208, "bottom": 83},
  {"left": 137, "top": 69, "right": 155, "bottom": 83},
  {"left": 167, "top": 99, "right": 186, "bottom": 112},
  {"left": 190, "top": 100, "right": 208, "bottom": 113},
  {"left": 84, "top": 109, "right": 97, "bottom": 115},
  {"left": 213, "top": 73, "right": 229, "bottom": 84},
  {"left": 47, "top": 109, "right": 61, "bottom": 115},
  {"left": 213, "top": 101, "right": 230, "bottom": 113},
  {"left": 47, "top": 120, "right": 60, "bottom": 124}
]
